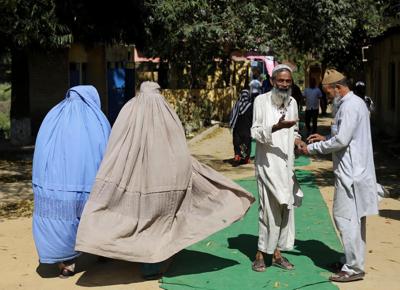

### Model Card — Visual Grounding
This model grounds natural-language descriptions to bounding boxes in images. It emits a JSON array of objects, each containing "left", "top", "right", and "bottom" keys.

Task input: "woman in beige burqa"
[{"left": 75, "top": 81, "right": 255, "bottom": 276}]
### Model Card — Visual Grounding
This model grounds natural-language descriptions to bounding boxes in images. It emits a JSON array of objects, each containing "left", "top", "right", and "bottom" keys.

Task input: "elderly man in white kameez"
[
  {"left": 251, "top": 64, "right": 306, "bottom": 272},
  {"left": 304, "top": 69, "right": 379, "bottom": 283}
]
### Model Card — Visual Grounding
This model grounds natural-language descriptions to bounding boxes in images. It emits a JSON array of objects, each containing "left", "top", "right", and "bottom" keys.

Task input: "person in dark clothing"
[
  {"left": 229, "top": 89, "right": 254, "bottom": 165},
  {"left": 319, "top": 82, "right": 328, "bottom": 115},
  {"left": 303, "top": 78, "right": 322, "bottom": 136},
  {"left": 261, "top": 74, "right": 272, "bottom": 93},
  {"left": 291, "top": 82, "right": 303, "bottom": 113}
]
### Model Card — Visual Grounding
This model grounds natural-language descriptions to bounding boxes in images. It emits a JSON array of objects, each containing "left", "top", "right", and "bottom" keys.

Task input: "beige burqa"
[{"left": 75, "top": 82, "right": 255, "bottom": 263}]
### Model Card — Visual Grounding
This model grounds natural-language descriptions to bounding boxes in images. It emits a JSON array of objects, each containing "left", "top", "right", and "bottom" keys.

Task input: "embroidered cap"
[{"left": 322, "top": 69, "right": 345, "bottom": 85}]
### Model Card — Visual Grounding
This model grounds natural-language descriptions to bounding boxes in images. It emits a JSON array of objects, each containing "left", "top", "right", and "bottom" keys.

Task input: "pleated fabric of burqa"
[{"left": 76, "top": 81, "right": 255, "bottom": 263}]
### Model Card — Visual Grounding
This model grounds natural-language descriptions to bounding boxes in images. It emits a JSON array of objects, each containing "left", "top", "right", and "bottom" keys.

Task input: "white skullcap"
[{"left": 272, "top": 64, "right": 293, "bottom": 75}]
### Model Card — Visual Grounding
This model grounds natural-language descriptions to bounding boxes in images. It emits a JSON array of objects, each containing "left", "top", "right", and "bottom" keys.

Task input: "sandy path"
[
  {"left": 0, "top": 217, "right": 159, "bottom": 290},
  {"left": 1, "top": 123, "right": 399, "bottom": 290}
]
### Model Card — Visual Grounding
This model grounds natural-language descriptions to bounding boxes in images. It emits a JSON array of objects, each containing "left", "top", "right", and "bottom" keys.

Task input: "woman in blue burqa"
[{"left": 32, "top": 85, "right": 111, "bottom": 278}]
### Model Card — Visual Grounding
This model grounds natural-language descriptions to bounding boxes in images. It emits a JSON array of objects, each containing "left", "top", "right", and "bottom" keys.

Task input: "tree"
[
  {"left": 54, "top": 0, "right": 146, "bottom": 45},
  {"left": 317, "top": 0, "right": 389, "bottom": 74},
  {"left": 0, "top": 0, "right": 396, "bottom": 136},
  {"left": 141, "top": 1, "right": 284, "bottom": 88},
  {"left": 141, "top": 0, "right": 393, "bottom": 84},
  {"left": 268, "top": 0, "right": 390, "bottom": 75},
  {"left": 0, "top": 0, "right": 146, "bottom": 142},
  {"left": 0, "top": 0, "right": 72, "bottom": 53},
  {"left": 0, "top": 0, "right": 72, "bottom": 135}
]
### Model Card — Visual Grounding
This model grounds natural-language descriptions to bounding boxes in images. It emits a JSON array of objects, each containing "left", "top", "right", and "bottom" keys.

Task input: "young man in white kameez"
[
  {"left": 304, "top": 69, "right": 379, "bottom": 283},
  {"left": 251, "top": 64, "right": 306, "bottom": 272}
]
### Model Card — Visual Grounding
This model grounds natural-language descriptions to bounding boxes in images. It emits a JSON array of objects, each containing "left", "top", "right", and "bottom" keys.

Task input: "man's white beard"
[
  {"left": 331, "top": 94, "right": 341, "bottom": 116},
  {"left": 271, "top": 87, "right": 291, "bottom": 107}
]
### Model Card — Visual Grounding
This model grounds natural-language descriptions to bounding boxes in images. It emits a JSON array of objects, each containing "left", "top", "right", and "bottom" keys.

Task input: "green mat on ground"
[{"left": 160, "top": 158, "right": 342, "bottom": 290}]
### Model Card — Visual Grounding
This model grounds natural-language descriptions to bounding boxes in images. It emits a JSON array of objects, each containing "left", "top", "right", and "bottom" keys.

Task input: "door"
[{"left": 107, "top": 62, "right": 135, "bottom": 125}]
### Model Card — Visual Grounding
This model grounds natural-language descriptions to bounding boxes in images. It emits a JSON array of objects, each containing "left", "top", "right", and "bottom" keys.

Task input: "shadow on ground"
[
  {"left": 36, "top": 254, "right": 148, "bottom": 286},
  {"left": 227, "top": 234, "right": 343, "bottom": 272},
  {"left": 379, "top": 209, "right": 400, "bottom": 221},
  {"left": 227, "top": 234, "right": 257, "bottom": 262},
  {"left": 76, "top": 259, "right": 146, "bottom": 287},
  {"left": 36, "top": 253, "right": 98, "bottom": 279},
  {"left": 290, "top": 239, "right": 343, "bottom": 271},
  {"left": 164, "top": 249, "right": 239, "bottom": 277},
  {"left": 301, "top": 167, "right": 335, "bottom": 188},
  {"left": 192, "top": 154, "right": 253, "bottom": 176}
]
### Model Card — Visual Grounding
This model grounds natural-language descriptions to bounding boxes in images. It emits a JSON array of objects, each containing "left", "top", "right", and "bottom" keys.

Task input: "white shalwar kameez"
[
  {"left": 251, "top": 92, "right": 303, "bottom": 255},
  {"left": 307, "top": 91, "right": 379, "bottom": 275}
]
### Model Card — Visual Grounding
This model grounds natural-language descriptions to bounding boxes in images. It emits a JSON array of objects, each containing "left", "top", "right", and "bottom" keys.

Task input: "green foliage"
[
  {"left": 142, "top": 0, "right": 281, "bottom": 87},
  {"left": 0, "top": 0, "right": 397, "bottom": 125},
  {"left": 55, "top": 0, "right": 145, "bottom": 44},
  {"left": 0, "top": 83, "right": 10, "bottom": 137},
  {"left": 0, "top": 0, "right": 146, "bottom": 54},
  {"left": 175, "top": 94, "right": 213, "bottom": 135},
  {"left": 0, "top": 83, "right": 11, "bottom": 102},
  {"left": 0, "top": 0, "right": 72, "bottom": 52},
  {"left": 318, "top": 0, "right": 389, "bottom": 73},
  {"left": 142, "top": 0, "right": 393, "bottom": 78},
  {"left": 0, "top": 0, "right": 393, "bottom": 75},
  {"left": 0, "top": 112, "right": 10, "bottom": 134}
]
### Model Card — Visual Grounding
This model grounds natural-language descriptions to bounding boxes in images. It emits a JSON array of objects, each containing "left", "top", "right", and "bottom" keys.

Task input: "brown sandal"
[
  {"left": 272, "top": 256, "right": 295, "bottom": 270},
  {"left": 329, "top": 271, "right": 365, "bottom": 282},
  {"left": 251, "top": 259, "right": 266, "bottom": 272}
]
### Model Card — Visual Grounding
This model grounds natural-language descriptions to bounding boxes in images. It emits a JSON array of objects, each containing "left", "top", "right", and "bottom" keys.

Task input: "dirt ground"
[{"left": 0, "top": 115, "right": 399, "bottom": 290}]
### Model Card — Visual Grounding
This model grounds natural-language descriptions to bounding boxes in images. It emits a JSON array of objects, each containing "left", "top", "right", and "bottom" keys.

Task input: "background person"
[
  {"left": 303, "top": 78, "right": 322, "bottom": 136},
  {"left": 229, "top": 89, "right": 254, "bottom": 165}
]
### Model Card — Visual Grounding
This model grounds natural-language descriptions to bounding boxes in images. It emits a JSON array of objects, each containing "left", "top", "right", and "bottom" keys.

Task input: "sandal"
[
  {"left": 272, "top": 256, "right": 295, "bottom": 270},
  {"left": 251, "top": 259, "right": 266, "bottom": 272},
  {"left": 329, "top": 271, "right": 365, "bottom": 282},
  {"left": 58, "top": 261, "right": 75, "bottom": 279},
  {"left": 59, "top": 267, "right": 75, "bottom": 279}
]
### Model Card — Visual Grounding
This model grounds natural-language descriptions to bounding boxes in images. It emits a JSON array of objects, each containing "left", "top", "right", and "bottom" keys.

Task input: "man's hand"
[
  {"left": 294, "top": 138, "right": 307, "bottom": 150},
  {"left": 273, "top": 115, "right": 297, "bottom": 132},
  {"left": 295, "top": 139, "right": 307, "bottom": 154},
  {"left": 307, "top": 133, "right": 326, "bottom": 144},
  {"left": 301, "top": 145, "right": 310, "bottom": 155}
]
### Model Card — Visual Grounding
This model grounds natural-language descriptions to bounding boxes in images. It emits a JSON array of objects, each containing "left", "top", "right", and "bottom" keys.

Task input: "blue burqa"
[{"left": 32, "top": 85, "right": 111, "bottom": 264}]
